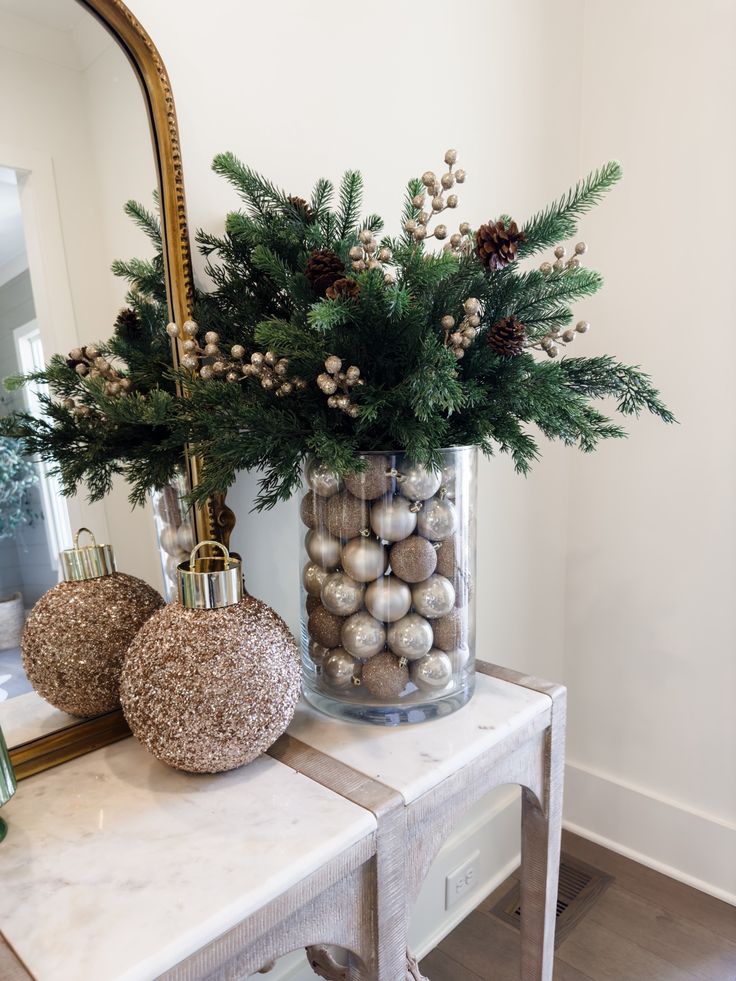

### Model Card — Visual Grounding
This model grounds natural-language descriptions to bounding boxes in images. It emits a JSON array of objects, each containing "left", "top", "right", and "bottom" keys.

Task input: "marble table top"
[
  {"left": 0, "top": 739, "right": 376, "bottom": 981},
  {"left": 288, "top": 673, "right": 551, "bottom": 804}
]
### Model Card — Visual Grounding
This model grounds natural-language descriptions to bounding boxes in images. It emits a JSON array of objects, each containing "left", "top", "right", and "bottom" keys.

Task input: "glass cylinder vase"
[
  {"left": 299, "top": 447, "right": 476, "bottom": 725},
  {"left": 150, "top": 470, "right": 197, "bottom": 602}
]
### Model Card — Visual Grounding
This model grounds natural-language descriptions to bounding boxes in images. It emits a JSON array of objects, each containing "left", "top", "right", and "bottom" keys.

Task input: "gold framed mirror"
[{"left": 0, "top": 0, "right": 208, "bottom": 778}]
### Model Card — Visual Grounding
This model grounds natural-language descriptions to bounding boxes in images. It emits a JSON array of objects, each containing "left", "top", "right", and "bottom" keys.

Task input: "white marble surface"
[
  {"left": 290, "top": 674, "right": 550, "bottom": 804},
  {"left": 0, "top": 689, "right": 78, "bottom": 748},
  {"left": 0, "top": 739, "right": 376, "bottom": 981}
]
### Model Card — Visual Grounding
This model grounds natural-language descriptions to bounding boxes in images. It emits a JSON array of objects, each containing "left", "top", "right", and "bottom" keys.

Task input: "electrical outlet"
[{"left": 445, "top": 850, "right": 480, "bottom": 910}]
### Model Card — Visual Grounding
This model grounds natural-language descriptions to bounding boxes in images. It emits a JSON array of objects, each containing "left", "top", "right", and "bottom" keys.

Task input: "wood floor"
[{"left": 420, "top": 831, "right": 736, "bottom": 981}]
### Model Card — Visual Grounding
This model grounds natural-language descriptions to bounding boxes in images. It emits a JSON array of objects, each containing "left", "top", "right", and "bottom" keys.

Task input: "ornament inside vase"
[
  {"left": 120, "top": 541, "right": 300, "bottom": 773},
  {"left": 300, "top": 448, "right": 476, "bottom": 725},
  {"left": 21, "top": 528, "right": 164, "bottom": 717}
]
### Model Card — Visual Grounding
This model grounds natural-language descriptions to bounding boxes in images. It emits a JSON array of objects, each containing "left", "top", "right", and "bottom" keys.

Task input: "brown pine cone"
[
  {"left": 487, "top": 316, "right": 526, "bottom": 356},
  {"left": 114, "top": 308, "right": 141, "bottom": 334},
  {"left": 306, "top": 249, "right": 345, "bottom": 296},
  {"left": 475, "top": 219, "right": 525, "bottom": 272},
  {"left": 325, "top": 277, "right": 361, "bottom": 302},
  {"left": 287, "top": 195, "right": 314, "bottom": 222}
]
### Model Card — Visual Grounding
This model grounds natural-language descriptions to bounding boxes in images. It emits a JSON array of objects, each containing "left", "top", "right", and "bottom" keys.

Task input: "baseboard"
[
  {"left": 263, "top": 785, "right": 521, "bottom": 980},
  {"left": 564, "top": 761, "right": 736, "bottom": 905}
]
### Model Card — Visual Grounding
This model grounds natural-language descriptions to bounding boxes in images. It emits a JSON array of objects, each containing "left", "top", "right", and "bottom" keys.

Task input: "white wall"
[{"left": 562, "top": 0, "right": 736, "bottom": 900}]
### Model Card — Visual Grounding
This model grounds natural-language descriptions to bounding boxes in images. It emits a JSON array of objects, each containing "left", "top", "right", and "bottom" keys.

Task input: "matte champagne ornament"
[
  {"left": 305, "top": 529, "right": 342, "bottom": 570},
  {"left": 370, "top": 495, "right": 418, "bottom": 542},
  {"left": 365, "top": 575, "right": 412, "bottom": 623},
  {"left": 341, "top": 537, "right": 388, "bottom": 583}
]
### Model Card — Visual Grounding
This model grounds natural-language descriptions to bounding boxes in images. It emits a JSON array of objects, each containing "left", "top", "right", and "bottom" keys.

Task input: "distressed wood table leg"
[{"left": 519, "top": 686, "right": 566, "bottom": 981}]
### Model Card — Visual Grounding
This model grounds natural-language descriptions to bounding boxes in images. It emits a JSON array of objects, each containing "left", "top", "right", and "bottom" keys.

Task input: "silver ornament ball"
[
  {"left": 320, "top": 572, "right": 365, "bottom": 616},
  {"left": 323, "top": 648, "right": 361, "bottom": 689},
  {"left": 370, "top": 495, "right": 418, "bottom": 542},
  {"left": 398, "top": 463, "right": 442, "bottom": 502},
  {"left": 417, "top": 496, "right": 457, "bottom": 540},
  {"left": 306, "top": 459, "right": 343, "bottom": 498},
  {"left": 341, "top": 537, "right": 388, "bottom": 583},
  {"left": 341, "top": 610, "right": 387, "bottom": 659},
  {"left": 386, "top": 613, "right": 434, "bottom": 661},
  {"left": 305, "top": 528, "right": 342, "bottom": 570},
  {"left": 410, "top": 649, "right": 453, "bottom": 691},
  {"left": 364, "top": 576, "right": 412, "bottom": 623},
  {"left": 302, "top": 561, "right": 329, "bottom": 597},
  {"left": 411, "top": 574, "right": 455, "bottom": 619}
]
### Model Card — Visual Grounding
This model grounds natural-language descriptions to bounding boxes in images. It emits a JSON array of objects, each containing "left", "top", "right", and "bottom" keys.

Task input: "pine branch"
[{"left": 336, "top": 170, "right": 364, "bottom": 239}]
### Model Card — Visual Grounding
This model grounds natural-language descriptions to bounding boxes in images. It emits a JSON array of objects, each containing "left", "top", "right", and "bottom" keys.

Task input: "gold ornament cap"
[
  {"left": 60, "top": 528, "right": 116, "bottom": 582},
  {"left": 177, "top": 541, "right": 243, "bottom": 610}
]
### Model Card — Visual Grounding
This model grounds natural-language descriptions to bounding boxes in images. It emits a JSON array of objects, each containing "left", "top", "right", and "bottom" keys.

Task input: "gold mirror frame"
[{"left": 8, "top": 0, "right": 217, "bottom": 779}]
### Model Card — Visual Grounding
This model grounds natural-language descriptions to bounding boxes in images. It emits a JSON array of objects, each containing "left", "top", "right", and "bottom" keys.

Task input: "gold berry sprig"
[
  {"left": 317, "top": 355, "right": 363, "bottom": 417},
  {"left": 440, "top": 297, "right": 481, "bottom": 359},
  {"left": 404, "top": 149, "right": 473, "bottom": 255},
  {"left": 530, "top": 241, "right": 591, "bottom": 356}
]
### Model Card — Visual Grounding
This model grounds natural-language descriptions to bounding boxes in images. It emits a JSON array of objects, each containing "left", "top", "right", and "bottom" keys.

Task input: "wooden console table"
[{"left": 0, "top": 661, "right": 565, "bottom": 980}]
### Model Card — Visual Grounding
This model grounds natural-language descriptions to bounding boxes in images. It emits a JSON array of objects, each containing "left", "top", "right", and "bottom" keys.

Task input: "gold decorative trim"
[{"left": 9, "top": 711, "right": 131, "bottom": 781}]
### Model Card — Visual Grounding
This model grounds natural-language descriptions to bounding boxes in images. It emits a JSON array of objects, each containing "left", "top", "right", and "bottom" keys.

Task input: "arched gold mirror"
[{"left": 0, "top": 0, "right": 204, "bottom": 776}]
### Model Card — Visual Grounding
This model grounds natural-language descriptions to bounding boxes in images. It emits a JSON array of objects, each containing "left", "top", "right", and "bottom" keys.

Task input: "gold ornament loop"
[
  {"left": 178, "top": 540, "right": 243, "bottom": 610},
  {"left": 60, "top": 527, "right": 116, "bottom": 582}
]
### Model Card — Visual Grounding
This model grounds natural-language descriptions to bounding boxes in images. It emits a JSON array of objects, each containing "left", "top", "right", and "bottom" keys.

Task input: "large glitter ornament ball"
[
  {"left": 21, "top": 532, "right": 164, "bottom": 717},
  {"left": 121, "top": 543, "right": 299, "bottom": 774}
]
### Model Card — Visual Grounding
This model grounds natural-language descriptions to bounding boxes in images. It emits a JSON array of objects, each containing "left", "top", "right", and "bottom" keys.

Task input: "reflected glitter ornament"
[
  {"left": 417, "top": 495, "right": 457, "bottom": 540},
  {"left": 323, "top": 648, "right": 361, "bottom": 689},
  {"left": 411, "top": 574, "right": 455, "bottom": 619},
  {"left": 341, "top": 610, "right": 386, "bottom": 659},
  {"left": 299, "top": 491, "right": 329, "bottom": 530},
  {"left": 305, "top": 529, "right": 342, "bottom": 569},
  {"left": 320, "top": 572, "right": 365, "bottom": 616},
  {"left": 370, "top": 495, "right": 418, "bottom": 542},
  {"left": 308, "top": 604, "right": 346, "bottom": 648},
  {"left": 365, "top": 575, "right": 412, "bottom": 623},
  {"left": 306, "top": 459, "right": 343, "bottom": 498},
  {"left": 326, "top": 491, "right": 370, "bottom": 540},
  {"left": 344, "top": 455, "right": 393, "bottom": 500},
  {"left": 398, "top": 463, "right": 442, "bottom": 501},
  {"left": 410, "top": 649, "right": 453, "bottom": 691},
  {"left": 389, "top": 536, "right": 437, "bottom": 583},
  {"left": 21, "top": 529, "right": 164, "bottom": 717},
  {"left": 341, "top": 537, "right": 388, "bottom": 582},
  {"left": 302, "top": 561, "right": 329, "bottom": 598},
  {"left": 387, "top": 613, "right": 434, "bottom": 661},
  {"left": 121, "top": 543, "right": 299, "bottom": 773},
  {"left": 362, "top": 652, "right": 409, "bottom": 699}
]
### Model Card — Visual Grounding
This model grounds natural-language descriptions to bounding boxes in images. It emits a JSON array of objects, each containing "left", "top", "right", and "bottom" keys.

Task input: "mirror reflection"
[{"left": 0, "top": 0, "right": 167, "bottom": 735}]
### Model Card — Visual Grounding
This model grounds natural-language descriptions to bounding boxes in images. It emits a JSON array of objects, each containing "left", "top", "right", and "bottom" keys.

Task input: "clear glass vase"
[
  {"left": 150, "top": 470, "right": 197, "bottom": 602},
  {"left": 300, "top": 447, "right": 476, "bottom": 725}
]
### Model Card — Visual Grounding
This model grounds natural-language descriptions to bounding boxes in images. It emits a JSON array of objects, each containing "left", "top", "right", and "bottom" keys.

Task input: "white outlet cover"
[{"left": 445, "top": 850, "right": 481, "bottom": 910}]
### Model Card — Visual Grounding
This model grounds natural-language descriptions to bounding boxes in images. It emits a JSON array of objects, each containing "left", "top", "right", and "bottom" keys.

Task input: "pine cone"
[
  {"left": 475, "top": 219, "right": 525, "bottom": 272},
  {"left": 306, "top": 249, "right": 344, "bottom": 296},
  {"left": 114, "top": 308, "right": 141, "bottom": 335},
  {"left": 287, "top": 195, "right": 314, "bottom": 222},
  {"left": 325, "top": 277, "right": 361, "bottom": 302},
  {"left": 487, "top": 316, "right": 526, "bottom": 356}
]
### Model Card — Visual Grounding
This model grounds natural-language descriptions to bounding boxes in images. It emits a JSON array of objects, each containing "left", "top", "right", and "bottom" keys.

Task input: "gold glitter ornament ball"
[
  {"left": 21, "top": 573, "right": 164, "bottom": 717},
  {"left": 120, "top": 594, "right": 300, "bottom": 773},
  {"left": 361, "top": 652, "right": 409, "bottom": 699}
]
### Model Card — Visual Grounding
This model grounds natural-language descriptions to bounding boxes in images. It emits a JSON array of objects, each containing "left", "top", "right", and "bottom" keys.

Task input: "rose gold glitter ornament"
[
  {"left": 431, "top": 608, "right": 467, "bottom": 651},
  {"left": 120, "top": 542, "right": 299, "bottom": 774},
  {"left": 434, "top": 537, "right": 458, "bottom": 579},
  {"left": 389, "top": 535, "right": 437, "bottom": 583},
  {"left": 325, "top": 490, "right": 370, "bottom": 540},
  {"left": 21, "top": 528, "right": 164, "bottom": 717},
  {"left": 299, "top": 490, "right": 329, "bottom": 530},
  {"left": 361, "top": 652, "right": 409, "bottom": 699},
  {"left": 308, "top": 604, "right": 346, "bottom": 648},
  {"left": 344, "top": 455, "right": 393, "bottom": 500}
]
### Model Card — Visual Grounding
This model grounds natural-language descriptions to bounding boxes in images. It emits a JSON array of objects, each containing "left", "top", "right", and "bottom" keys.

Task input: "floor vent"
[{"left": 490, "top": 853, "right": 613, "bottom": 946}]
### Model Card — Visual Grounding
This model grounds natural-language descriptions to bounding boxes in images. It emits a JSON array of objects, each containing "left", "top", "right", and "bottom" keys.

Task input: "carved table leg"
[{"left": 519, "top": 690, "right": 566, "bottom": 981}]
